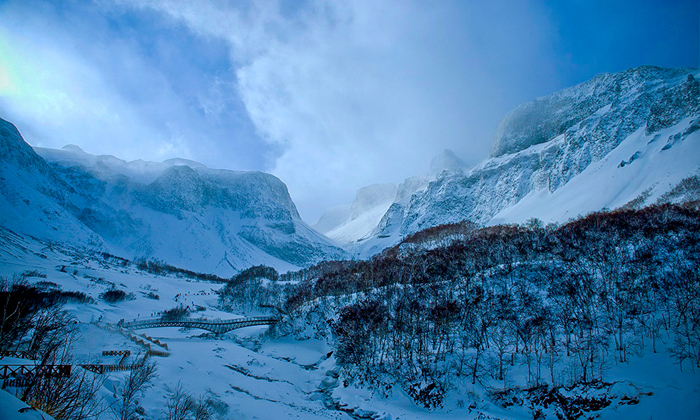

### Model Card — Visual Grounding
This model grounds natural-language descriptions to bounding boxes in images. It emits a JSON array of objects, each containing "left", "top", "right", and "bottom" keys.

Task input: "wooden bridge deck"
[{"left": 119, "top": 316, "right": 280, "bottom": 335}]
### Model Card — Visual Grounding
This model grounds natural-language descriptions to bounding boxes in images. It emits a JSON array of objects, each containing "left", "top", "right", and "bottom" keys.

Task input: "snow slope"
[
  {"left": 3, "top": 229, "right": 697, "bottom": 420},
  {"left": 316, "top": 183, "right": 398, "bottom": 243},
  {"left": 314, "top": 149, "right": 464, "bottom": 244},
  {"left": 491, "top": 116, "right": 700, "bottom": 225},
  {"left": 0, "top": 119, "right": 106, "bottom": 249},
  {"left": 0, "top": 229, "right": 344, "bottom": 419},
  {"left": 0, "top": 389, "right": 56, "bottom": 420}
]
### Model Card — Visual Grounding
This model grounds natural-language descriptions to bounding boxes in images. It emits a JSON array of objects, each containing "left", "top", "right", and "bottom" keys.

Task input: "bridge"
[{"left": 119, "top": 316, "right": 280, "bottom": 335}]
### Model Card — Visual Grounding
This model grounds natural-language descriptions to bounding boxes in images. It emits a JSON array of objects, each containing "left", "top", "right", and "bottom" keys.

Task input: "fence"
[
  {"left": 79, "top": 364, "right": 141, "bottom": 374},
  {"left": 0, "top": 364, "right": 72, "bottom": 379}
]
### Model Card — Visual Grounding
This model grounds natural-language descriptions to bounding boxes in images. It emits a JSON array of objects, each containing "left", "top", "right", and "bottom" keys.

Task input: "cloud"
[
  {"left": 2, "top": 0, "right": 695, "bottom": 223},
  {"left": 0, "top": 0, "right": 269, "bottom": 169},
  {"left": 128, "top": 0, "right": 565, "bottom": 221},
  {"left": 0, "top": 4, "right": 176, "bottom": 160}
]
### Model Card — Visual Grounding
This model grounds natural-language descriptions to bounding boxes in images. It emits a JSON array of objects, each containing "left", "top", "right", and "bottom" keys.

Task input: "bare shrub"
[
  {"left": 100, "top": 289, "right": 135, "bottom": 304},
  {"left": 161, "top": 305, "right": 189, "bottom": 321},
  {"left": 112, "top": 362, "right": 157, "bottom": 420}
]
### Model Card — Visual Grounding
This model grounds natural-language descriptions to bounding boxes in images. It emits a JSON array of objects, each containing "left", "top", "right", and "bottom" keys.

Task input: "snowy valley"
[{"left": 1, "top": 65, "right": 699, "bottom": 420}]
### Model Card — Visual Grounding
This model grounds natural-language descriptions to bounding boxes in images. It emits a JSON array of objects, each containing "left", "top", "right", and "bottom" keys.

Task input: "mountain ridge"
[
  {"left": 0, "top": 120, "right": 346, "bottom": 275},
  {"left": 318, "top": 65, "right": 700, "bottom": 256}
]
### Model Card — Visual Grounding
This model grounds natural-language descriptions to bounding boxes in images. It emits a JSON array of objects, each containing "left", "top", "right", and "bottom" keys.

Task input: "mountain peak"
[
  {"left": 1, "top": 117, "right": 346, "bottom": 273},
  {"left": 61, "top": 144, "right": 85, "bottom": 153},
  {"left": 430, "top": 149, "right": 466, "bottom": 174},
  {"left": 490, "top": 66, "right": 698, "bottom": 158}
]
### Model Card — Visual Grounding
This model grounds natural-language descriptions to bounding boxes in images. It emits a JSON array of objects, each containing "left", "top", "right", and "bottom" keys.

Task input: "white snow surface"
[
  {"left": 325, "top": 201, "right": 395, "bottom": 243},
  {"left": 314, "top": 183, "right": 398, "bottom": 243},
  {"left": 1, "top": 229, "right": 698, "bottom": 419},
  {"left": 0, "top": 389, "right": 57, "bottom": 420},
  {"left": 490, "top": 117, "right": 700, "bottom": 225}
]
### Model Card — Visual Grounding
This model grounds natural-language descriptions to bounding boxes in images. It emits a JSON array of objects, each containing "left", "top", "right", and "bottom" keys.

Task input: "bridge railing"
[
  {"left": 3, "top": 377, "right": 30, "bottom": 388},
  {"left": 0, "top": 351, "right": 36, "bottom": 360},
  {"left": 215, "top": 316, "right": 280, "bottom": 325},
  {"left": 122, "top": 316, "right": 280, "bottom": 328},
  {"left": 102, "top": 350, "right": 131, "bottom": 357},
  {"left": 80, "top": 364, "right": 142, "bottom": 374},
  {"left": 146, "top": 349, "right": 170, "bottom": 358}
]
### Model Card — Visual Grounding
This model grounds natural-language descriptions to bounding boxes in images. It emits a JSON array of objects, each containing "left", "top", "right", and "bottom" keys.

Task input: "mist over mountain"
[
  {"left": 0, "top": 121, "right": 346, "bottom": 275},
  {"left": 429, "top": 149, "right": 467, "bottom": 174},
  {"left": 313, "top": 149, "right": 467, "bottom": 243},
  {"left": 318, "top": 66, "right": 700, "bottom": 257}
]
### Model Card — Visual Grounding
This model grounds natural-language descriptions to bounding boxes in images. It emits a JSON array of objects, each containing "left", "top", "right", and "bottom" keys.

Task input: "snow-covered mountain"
[
  {"left": 313, "top": 183, "right": 397, "bottom": 243},
  {"left": 313, "top": 149, "right": 465, "bottom": 243},
  {"left": 428, "top": 148, "right": 467, "bottom": 175},
  {"left": 3, "top": 65, "right": 698, "bottom": 269},
  {"left": 0, "top": 119, "right": 346, "bottom": 275},
  {"left": 324, "top": 66, "right": 700, "bottom": 255}
]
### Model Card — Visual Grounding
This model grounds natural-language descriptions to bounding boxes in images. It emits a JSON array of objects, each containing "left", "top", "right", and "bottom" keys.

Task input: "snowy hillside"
[
  {"left": 0, "top": 119, "right": 106, "bottom": 249},
  {"left": 0, "top": 119, "right": 346, "bottom": 275},
  {"left": 490, "top": 116, "right": 700, "bottom": 225},
  {"left": 3, "top": 210, "right": 697, "bottom": 420},
  {"left": 336, "top": 66, "right": 700, "bottom": 256},
  {"left": 0, "top": 230, "right": 346, "bottom": 419},
  {"left": 314, "top": 183, "right": 397, "bottom": 243},
  {"left": 313, "top": 149, "right": 464, "bottom": 244},
  {"left": 215, "top": 205, "right": 700, "bottom": 419}
]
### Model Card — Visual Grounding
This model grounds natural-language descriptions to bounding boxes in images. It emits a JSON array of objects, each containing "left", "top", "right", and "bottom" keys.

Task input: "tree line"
[{"left": 219, "top": 204, "right": 700, "bottom": 407}]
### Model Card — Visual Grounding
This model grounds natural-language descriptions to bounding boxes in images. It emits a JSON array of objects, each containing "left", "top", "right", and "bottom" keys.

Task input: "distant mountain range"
[
  {"left": 0, "top": 120, "right": 346, "bottom": 275},
  {"left": 314, "top": 65, "right": 700, "bottom": 257},
  {"left": 312, "top": 149, "right": 467, "bottom": 243}
]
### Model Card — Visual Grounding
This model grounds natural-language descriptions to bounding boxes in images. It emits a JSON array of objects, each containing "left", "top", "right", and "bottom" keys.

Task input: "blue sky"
[{"left": 0, "top": 0, "right": 697, "bottom": 222}]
